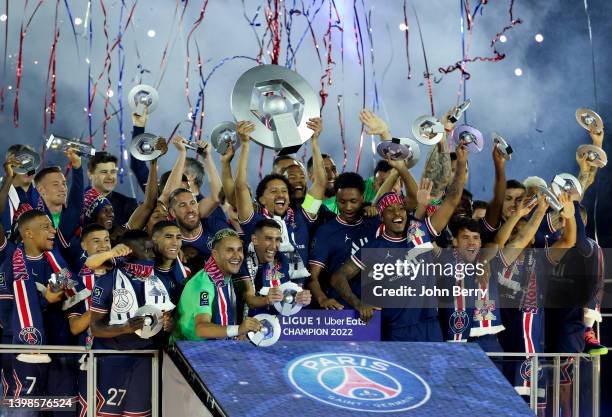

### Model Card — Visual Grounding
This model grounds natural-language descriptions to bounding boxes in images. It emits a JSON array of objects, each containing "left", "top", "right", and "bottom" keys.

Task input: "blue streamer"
[
  {"left": 287, "top": 0, "right": 325, "bottom": 67},
  {"left": 62, "top": 0, "right": 81, "bottom": 58}
]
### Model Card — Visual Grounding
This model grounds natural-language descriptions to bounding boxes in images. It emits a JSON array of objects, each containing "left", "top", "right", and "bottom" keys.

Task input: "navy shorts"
[{"left": 96, "top": 355, "right": 152, "bottom": 417}]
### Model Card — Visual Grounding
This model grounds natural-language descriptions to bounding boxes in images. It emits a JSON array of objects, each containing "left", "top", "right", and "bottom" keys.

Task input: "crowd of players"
[{"left": 0, "top": 104, "right": 606, "bottom": 417}]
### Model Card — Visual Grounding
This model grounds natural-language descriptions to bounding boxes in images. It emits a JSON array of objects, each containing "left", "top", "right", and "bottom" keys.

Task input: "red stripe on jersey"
[
  {"left": 14, "top": 280, "right": 33, "bottom": 329},
  {"left": 217, "top": 287, "right": 228, "bottom": 326},
  {"left": 523, "top": 312, "right": 535, "bottom": 354}
]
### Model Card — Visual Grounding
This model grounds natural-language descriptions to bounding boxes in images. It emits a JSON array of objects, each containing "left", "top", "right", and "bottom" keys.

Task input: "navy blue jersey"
[
  {"left": 237, "top": 252, "right": 291, "bottom": 292},
  {"left": 0, "top": 242, "right": 16, "bottom": 337},
  {"left": 352, "top": 216, "right": 440, "bottom": 334},
  {"left": 90, "top": 270, "right": 156, "bottom": 350},
  {"left": 36, "top": 166, "right": 84, "bottom": 250},
  {"left": 155, "top": 259, "right": 190, "bottom": 305},
  {"left": 437, "top": 250, "right": 504, "bottom": 342},
  {"left": 11, "top": 248, "right": 76, "bottom": 346},
  {"left": 181, "top": 216, "right": 229, "bottom": 272},
  {"left": 310, "top": 215, "right": 380, "bottom": 299},
  {"left": 240, "top": 207, "right": 316, "bottom": 272}
]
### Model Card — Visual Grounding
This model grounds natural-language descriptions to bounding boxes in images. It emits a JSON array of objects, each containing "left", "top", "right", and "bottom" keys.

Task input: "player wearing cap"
[{"left": 172, "top": 229, "right": 262, "bottom": 341}]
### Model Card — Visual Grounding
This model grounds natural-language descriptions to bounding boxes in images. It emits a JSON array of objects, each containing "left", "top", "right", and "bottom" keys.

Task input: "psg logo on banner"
[{"left": 285, "top": 353, "right": 430, "bottom": 413}]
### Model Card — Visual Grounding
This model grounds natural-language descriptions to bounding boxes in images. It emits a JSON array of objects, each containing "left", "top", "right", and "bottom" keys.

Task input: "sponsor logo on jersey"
[
  {"left": 0, "top": 272, "right": 6, "bottom": 289},
  {"left": 92, "top": 287, "right": 103, "bottom": 303},
  {"left": 286, "top": 353, "right": 430, "bottom": 413},
  {"left": 200, "top": 291, "right": 209, "bottom": 306}
]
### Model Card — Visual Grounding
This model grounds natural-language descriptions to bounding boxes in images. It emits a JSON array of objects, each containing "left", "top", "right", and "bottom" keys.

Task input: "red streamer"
[
  {"left": 437, "top": 0, "right": 522, "bottom": 79},
  {"left": 155, "top": 0, "right": 189, "bottom": 89},
  {"left": 43, "top": 0, "right": 60, "bottom": 133},
  {"left": 184, "top": 0, "right": 210, "bottom": 111},
  {"left": 266, "top": 0, "right": 281, "bottom": 64},
  {"left": 319, "top": 0, "right": 334, "bottom": 108}
]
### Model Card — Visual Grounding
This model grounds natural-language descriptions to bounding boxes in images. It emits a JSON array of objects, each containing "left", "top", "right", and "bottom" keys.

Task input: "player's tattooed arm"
[
  {"left": 330, "top": 259, "right": 362, "bottom": 309},
  {"left": 422, "top": 137, "right": 451, "bottom": 200},
  {"left": 90, "top": 311, "right": 145, "bottom": 338},
  {"left": 429, "top": 145, "right": 468, "bottom": 233}
]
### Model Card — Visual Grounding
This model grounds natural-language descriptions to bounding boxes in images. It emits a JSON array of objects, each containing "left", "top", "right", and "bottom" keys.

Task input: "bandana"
[
  {"left": 82, "top": 188, "right": 112, "bottom": 225},
  {"left": 204, "top": 256, "right": 228, "bottom": 288},
  {"left": 376, "top": 192, "right": 404, "bottom": 217}
]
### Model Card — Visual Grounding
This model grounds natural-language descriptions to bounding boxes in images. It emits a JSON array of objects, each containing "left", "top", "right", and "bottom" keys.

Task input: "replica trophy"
[
  {"left": 210, "top": 121, "right": 239, "bottom": 155},
  {"left": 576, "top": 145, "right": 607, "bottom": 168},
  {"left": 130, "top": 133, "right": 206, "bottom": 161},
  {"left": 128, "top": 84, "right": 159, "bottom": 116},
  {"left": 575, "top": 108, "right": 603, "bottom": 135},
  {"left": 12, "top": 148, "right": 41, "bottom": 176},
  {"left": 411, "top": 115, "right": 444, "bottom": 146},
  {"left": 452, "top": 125, "right": 484, "bottom": 153},
  {"left": 551, "top": 173, "right": 583, "bottom": 200},
  {"left": 230, "top": 64, "right": 320, "bottom": 155},
  {"left": 247, "top": 314, "right": 281, "bottom": 347},
  {"left": 492, "top": 133, "right": 513, "bottom": 160},
  {"left": 376, "top": 138, "right": 421, "bottom": 168},
  {"left": 134, "top": 305, "right": 164, "bottom": 339},
  {"left": 46, "top": 135, "right": 96, "bottom": 157}
]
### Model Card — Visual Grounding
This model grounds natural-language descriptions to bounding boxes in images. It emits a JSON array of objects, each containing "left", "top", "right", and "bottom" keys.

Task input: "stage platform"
[{"left": 173, "top": 341, "right": 534, "bottom": 417}]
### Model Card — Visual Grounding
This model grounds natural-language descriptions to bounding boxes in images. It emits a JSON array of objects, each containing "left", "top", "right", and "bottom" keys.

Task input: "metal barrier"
[
  {"left": 0, "top": 345, "right": 602, "bottom": 417},
  {"left": 0, "top": 345, "right": 159, "bottom": 417},
  {"left": 486, "top": 352, "right": 601, "bottom": 417}
]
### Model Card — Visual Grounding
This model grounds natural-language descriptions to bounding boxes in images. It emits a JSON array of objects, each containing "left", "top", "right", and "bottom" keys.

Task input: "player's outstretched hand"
[
  {"left": 296, "top": 289, "right": 312, "bottom": 306},
  {"left": 239, "top": 317, "right": 262, "bottom": 335},
  {"left": 236, "top": 121, "right": 256, "bottom": 144},
  {"left": 124, "top": 316, "right": 146, "bottom": 334},
  {"left": 320, "top": 298, "right": 344, "bottom": 310},
  {"left": 357, "top": 303, "right": 380, "bottom": 324},
  {"left": 266, "top": 287, "right": 284, "bottom": 305}
]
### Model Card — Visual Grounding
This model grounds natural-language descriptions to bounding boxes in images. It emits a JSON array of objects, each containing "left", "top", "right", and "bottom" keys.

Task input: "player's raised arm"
[
  {"left": 235, "top": 121, "right": 256, "bottom": 223},
  {"left": 484, "top": 146, "right": 507, "bottom": 230},
  {"left": 429, "top": 144, "right": 468, "bottom": 233},
  {"left": 303, "top": 117, "right": 326, "bottom": 210},
  {"left": 502, "top": 196, "right": 549, "bottom": 265}
]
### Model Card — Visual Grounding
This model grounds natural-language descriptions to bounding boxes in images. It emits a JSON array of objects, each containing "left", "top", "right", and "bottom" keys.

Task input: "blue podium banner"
[{"left": 279, "top": 309, "right": 381, "bottom": 341}]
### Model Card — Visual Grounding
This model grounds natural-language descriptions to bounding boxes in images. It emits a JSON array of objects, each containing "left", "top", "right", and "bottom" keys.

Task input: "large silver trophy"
[{"left": 231, "top": 65, "right": 320, "bottom": 155}]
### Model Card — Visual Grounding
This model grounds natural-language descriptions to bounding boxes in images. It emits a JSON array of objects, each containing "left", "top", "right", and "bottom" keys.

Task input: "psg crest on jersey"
[
  {"left": 112, "top": 288, "right": 135, "bottom": 313},
  {"left": 285, "top": 353, "right": 430, "bottom": 413},
  {"left": 450, "top": 310, "right": 469, "bottom": 335},
  {"left": 19, "top": 327, "right": 42, "bottom": 345}
]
